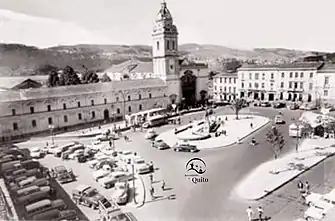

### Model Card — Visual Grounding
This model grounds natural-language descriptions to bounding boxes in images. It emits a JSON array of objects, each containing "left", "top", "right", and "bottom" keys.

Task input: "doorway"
[
  {"left": 181, "top": 70, "right": 197, "bottom": 107},
  {"left": 103, "top": 109, "right": 109, "bottom": 121}
]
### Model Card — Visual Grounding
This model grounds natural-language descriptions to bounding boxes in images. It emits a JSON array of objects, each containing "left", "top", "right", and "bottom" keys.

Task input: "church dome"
[{"left": 156, "top": 2, "right": 172, "bottom": 21}]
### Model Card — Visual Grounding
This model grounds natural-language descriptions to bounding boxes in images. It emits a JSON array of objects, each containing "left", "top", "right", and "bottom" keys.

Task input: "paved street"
[{"left": 15, "top": 106, "right": 314, "bottom": 221}]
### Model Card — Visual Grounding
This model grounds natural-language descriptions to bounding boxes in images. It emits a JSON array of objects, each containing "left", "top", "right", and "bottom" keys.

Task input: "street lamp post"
[
  {"left": 131, "top": 161, "right": 137, "bottom": 204},
  {"left": 111, "top": 104, "right": 116, "bottom": 151},
  {"left": 48, "top": 124, "right": 55, "bottom": 145},
  {"left": 118, "top": 90, "right": 127, "bottom": 127}
]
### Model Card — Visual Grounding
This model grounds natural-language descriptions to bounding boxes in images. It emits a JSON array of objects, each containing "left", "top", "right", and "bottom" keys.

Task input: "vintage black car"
[
  {"left": 54, "top": 166, "right": 75, "bottom": 184},
  {"left": 173, "top": 142, "right": 198, "bottom": 153}
]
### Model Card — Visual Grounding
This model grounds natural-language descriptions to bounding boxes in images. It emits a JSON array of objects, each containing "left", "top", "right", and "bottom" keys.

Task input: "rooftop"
[
  {"left": 214, "top": 71, "right": 238, "bottom": 77},
  {"left": 0, "top": 78, "right": 167, "bottom": 102},
  {"left": 105, "top": 59, "right": 153, "bottom": 74},
  {"left": 317, "top": 63, "right": 335, "bottom": 73},
  {"left": 239, "top": 62, "right": 322, "bottom": 70},
  {"left": 0, "top": 76, "right": 48, "bottom": 89}
]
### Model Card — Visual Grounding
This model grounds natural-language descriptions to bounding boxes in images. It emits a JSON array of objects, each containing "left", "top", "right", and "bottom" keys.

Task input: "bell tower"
[{"left": 152, "top": 1, "right": 181, "bottom": 102}]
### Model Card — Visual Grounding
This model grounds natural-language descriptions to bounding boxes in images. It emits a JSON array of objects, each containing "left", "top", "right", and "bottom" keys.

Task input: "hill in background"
[{"left": 0, "top": 43, "right": 328, "bottom": 76}]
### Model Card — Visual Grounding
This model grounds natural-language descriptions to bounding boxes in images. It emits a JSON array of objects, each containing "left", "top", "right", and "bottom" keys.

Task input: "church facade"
[{"left": 152, "top": 1, "right": 209, "bottom": 107}]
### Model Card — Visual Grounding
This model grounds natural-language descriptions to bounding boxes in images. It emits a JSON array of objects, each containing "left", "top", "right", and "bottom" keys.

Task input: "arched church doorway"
[
  {"left": 181, "top": 70, "right": 197, "bottom": 108},
  {"left": 103, "top": 109, "right": 109, "bottom": 121}
]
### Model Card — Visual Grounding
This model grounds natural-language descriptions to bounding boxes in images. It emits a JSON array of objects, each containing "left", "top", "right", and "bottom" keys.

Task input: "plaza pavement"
[
  {"left": 234, "top": 138, "right": 335, "bottom": 200},
  {"left": 157, "top": 114, "right": 270, "bottom": 149},
  {"left": 15, "top": 106, "right": 311, "bottom": 221}
]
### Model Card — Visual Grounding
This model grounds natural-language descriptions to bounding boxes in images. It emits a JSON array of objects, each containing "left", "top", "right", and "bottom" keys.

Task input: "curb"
[
  {"left": 0, "top": 179, "right": 19, "bottom": 221},
  {"left": 200, "top": 117, "right": 271, "bottom": 150},
  {"left": 253, "top": 152, "right": 335, "bottom": 201},
  {"left": 136, "top": 175, "right": 146, "bottom": 208}
]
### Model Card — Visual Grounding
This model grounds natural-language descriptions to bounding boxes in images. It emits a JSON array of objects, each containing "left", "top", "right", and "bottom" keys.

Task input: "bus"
[
  {"left": 25, "top": 199, "right": 66, "bottom": 218},
  {"left": 143, "top": 115, "right": 168, "bottom": 128},
  {"left": 129, "top": 108, "right": 167, "bottom": 125}
]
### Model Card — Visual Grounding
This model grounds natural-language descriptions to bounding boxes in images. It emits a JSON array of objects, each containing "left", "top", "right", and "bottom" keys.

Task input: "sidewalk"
[
  {"left": 234, "top": 138, "right": 335, "bottom": 200},
  {"left": 157, "top": 114, "right": 270, "bottom": 149},
  {"left": 0, "top": 179, "right": 18, "bottom": 221},
  {"left": 51, "top": 121, "right": 128, "bottom": 138}
]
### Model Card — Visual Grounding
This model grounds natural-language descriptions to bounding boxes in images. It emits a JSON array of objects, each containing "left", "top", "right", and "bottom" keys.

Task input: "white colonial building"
[
  {"left": 213, "top": 62, "right": 335, "bottom": 104},
  {"left": 0, "top": 1, "right": 210, "bottom": 141},
  {"left": 212, "top": 71, "right": 238, "bottom": 102}
]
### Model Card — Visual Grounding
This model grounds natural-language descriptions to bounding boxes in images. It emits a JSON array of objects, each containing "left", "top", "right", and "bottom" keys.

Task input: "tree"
[
  {"left": 101, "top": 73, "right": 112, "bottom": 82},
  {"left": 222, "top": 59, "right": 242, "bottom": 72},
  {"left": 81, "top": 71, "right": 99, "bottom": 84},
  {"left": 266, "top": 126, "right": 285, "bottom": 159},
  {"left": 229, "top": 99, "right": 246, "bottom": 120},
  {"left": 59, "top": 66, "right": 81, "bottom": 86},
  {"left": 47, "top": 71, "right": 60, "bottom": 87}
]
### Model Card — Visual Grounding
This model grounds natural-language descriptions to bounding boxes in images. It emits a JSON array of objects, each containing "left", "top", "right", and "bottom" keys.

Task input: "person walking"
[
  {"left": 246, "top": 206, "right": 254, "bottom": 221},
  {"left": 305, "top": 181, "right": 310, "bottom": 194},
  {"left": 257, "top": 206, "right": 264, "bottom": 221},
  {"left": 250, "top": 122, "right": 253, "bottom": 128},
  {"left": 150, "top": 186, "right": 155, "bottom": 200},
  {"left": 149, "top": 173, "right": 153, "bottom": 184},
  {"left": 297, "top": 180, "right": 304, "bottom": 194},
  {"left": 161, "top": 180, "right": 166, "bottom": 191}
]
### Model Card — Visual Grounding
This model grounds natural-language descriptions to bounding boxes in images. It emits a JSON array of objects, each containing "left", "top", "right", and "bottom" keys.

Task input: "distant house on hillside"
[
  {"left": 0, "top": 76, "right": 47, "bottom": 90},
  {"left": 100, "top": 59, "right": 155, "bottom": 81}
]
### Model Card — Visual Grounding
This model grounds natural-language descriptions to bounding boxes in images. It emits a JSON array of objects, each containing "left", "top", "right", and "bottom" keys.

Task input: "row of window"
[
  {"left": 11, "top": 104, "right": 146, "bottom": 131},
  {"left": 217, "top": 77, "right": 237, "bottom": 84},
  {"left": 239, "top": 81, "right": 313, "bottom": 91},
  {"left": 215, "top": 86, "right": 237, "bottom": 93},
  {"left": 11, "top": 95, "right": 152, "bottom": 116},
  {"left": 242, "top": 72, "right": 314, "bottom": 80}
]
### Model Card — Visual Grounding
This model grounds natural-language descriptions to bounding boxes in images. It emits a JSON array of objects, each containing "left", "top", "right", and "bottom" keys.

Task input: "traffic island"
[
  {"left": 233, "top": 138, "right": 335, "bottom": 201},
  {"left": 157, "top": 114, "right": 270, "bottom": 149}
]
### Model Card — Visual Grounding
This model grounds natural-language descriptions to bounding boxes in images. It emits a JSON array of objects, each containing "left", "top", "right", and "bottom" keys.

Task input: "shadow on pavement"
[{"left": 146, "top": 194, "right": 177, "bottom": 204}]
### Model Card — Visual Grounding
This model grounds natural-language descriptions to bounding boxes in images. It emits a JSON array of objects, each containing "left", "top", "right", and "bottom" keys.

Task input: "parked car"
[
  {"left": 152, "top": 139, "right": 170, "bottom": 150},
  {"left": 274, "top": 115, "right": 285, "bottom": 124},
  {"left": 119, "top": 150, "right": 134, "bottom": 163},
  {"left": 288, "top": 102, "right": 300, "bottom": 110},
  {"left": 68, "top": 149, "right": 85, "bottom": 160},
  {"left": 173, "top": 141, "right": 198, "bottom": 153},
  {"left": 88, "top": 155, "right": 110, "bottom": 168},
  {"left": 93, "top": 165, "right": 112, "bottom": 181},
  {"left": 145, "top": 129, "right": 158, "bottom": 140},
  {"left": 273, "top": 102, "right": 286, "bottom": 108},
  {"left": 300, "top": 103, "right": 317, "bottom": 110},
  {"left": 72, "top": 185, "right": 104, "bottom": 209},
  {"left": 131, "top": 156, "right": 151, "bottom": 174},
  {"left": 112, "top": 181, "right": 129, "bottom": 205},
  {"left": 54, "top": 166, "right": 75, "bottom": 184},
  {"left": 98, "top": 172, "right": 133, "bottom": 189},
  {"left": 5, "top": 168, "right": 40, "bottom": 183},
  {"left": 260, "top": 102, "right": 271, "bottom": 107},
  {"left": 304, "top": 206, "right": 326, "bottom": 221},
  {"left": 30, "top": 147, "right": 44, "bottom": 159}
]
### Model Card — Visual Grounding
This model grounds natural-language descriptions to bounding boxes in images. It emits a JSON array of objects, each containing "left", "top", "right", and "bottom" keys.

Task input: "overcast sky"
[{"left": 0, "top": 0, "right": 335, "bottom": 51}]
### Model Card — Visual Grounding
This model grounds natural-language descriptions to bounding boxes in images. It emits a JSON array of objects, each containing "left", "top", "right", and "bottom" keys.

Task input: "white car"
[
  {"left": 30, "top": 147, "right": 42, "bottom": 158},
  {"left": 88, "top": 156, "right": 109, "bottom": 169},
  {"left": 112, "top": 181, "right": 129, "bottom": 205},
  {"left": 131, "top": 156, "right": 151, "bottom": 174},
  {"left": 98, "top": 171, "right": 133, "bottom": 189},
  {"left": 46, "top": 145, "right": 58, "bottom": 154},
  {"left": 93, "top": 165, "right": 112, "bottom": 181},
  {"left": 274, "top": 115, "right": 285, "bottom": 124},
  {"left": 120, "top": 150, "right": 134, "bottom": 163},
  {"left": 306, "top": 192, "right": 334, "bottom": 213},
  {"left": 68, "top": 149, "right": 85, "bottom": 160},
  {"left": 145, "top": 129, "right": 158, "bottom": 140},
  {"left": 304, "top": 206, "right": 325, "bottom": 221}
]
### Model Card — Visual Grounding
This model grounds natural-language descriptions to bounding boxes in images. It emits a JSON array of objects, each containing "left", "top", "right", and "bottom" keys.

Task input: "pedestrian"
[
  {"left": 297, "top": 180, "right": 304, "bottom": 194},
  {"left": 149, "top": 173, "right": 153, "bottom": 184},
  {"left": 257, "top": 206, "right": 264, "bottom": 221},
  {"left": 246, "top": 206, "right": 254, "bottom": 221},
  {"left": 237, "top": 137, "right": 241, "bottom": 144},
  {"left": 161, "top": 180, "right": 166, "bottom": 191},
  {"left": 250, "top": 122, "right": 253, "bottom": 128},
  {"left": 305, "top": 181, "right": 310, "bottom": 194},
  {"left": 109, "top": 140, "right": 112, "bottom": 147},
  {"left": 149, "top": 161, "right": 154, "bottom": 173},
  {"left": 150, "top": 186, "right": 155, "bottom": 200},
  {"left": 46, "top": 142, "right": 48, "bottom": 147}
]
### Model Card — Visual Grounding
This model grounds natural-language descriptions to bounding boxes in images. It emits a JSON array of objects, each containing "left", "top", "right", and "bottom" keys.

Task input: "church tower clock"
[{"left": 152, "top": 1, "right": 181, "bottom": 103}]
